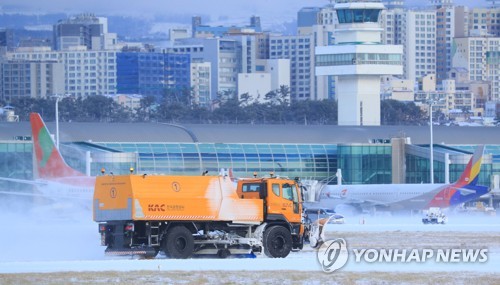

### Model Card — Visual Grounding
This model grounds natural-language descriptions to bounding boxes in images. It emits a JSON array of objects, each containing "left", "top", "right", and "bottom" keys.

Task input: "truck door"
[
  {"left": 283, "top": 182, "right": 301, "bottom": 223},
  {"left": 266, "top": 181, "right": 301, "bottom": 224}
]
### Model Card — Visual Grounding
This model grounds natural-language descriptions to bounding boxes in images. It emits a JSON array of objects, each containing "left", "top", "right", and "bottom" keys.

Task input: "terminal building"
[{"left": 1, "top": 122, "right": 500, "bottom": 200}]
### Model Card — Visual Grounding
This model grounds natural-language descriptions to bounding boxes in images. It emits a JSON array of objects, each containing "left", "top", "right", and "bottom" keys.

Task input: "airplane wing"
[
  {"left": 0, "top": 178, "right": 49, "bottom": 198},
  {"left": 0, "top": 177, "right": 48, "bottom": 186},
  {"left": 340, "top": 197, "right": 391, "bottom": 208},
  {"left": 0, "top": 190, "right": 88, "bottom": 200},
  {"left": 356, "top": 199, "right": 391, "bottom": 208},
  {"left": 0, "top": 190, "right": 47, "bottom": 197}
]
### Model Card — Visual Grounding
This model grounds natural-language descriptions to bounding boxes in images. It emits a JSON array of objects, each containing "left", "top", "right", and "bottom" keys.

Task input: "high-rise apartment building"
[
  {"left": 190, "top": 60, "right": 211, "bottom": 107},
  {"left": 380, "top": 7, "right": 404, "bottom": 45},
  {"left": 225, "top": 35, "right": 260, "bottom": 74},
  {"left": 7, "top": 48, "right": 118, "bottom": 97},
  {"left": 401, "top": 10, "right": 437, "bottom": 81},
  {"left": 167, "top": 38, "right": 240, "bottom": 100},
  {"left": 250, "top": 16, "right": 262, "bottom": 32},
  {"left": 269, "top": 34, "right": 315, "bottom": 101},
  {"left": 434, "top": 1, "right": 468, "bottom": 82},
  {"left": 53, "top": 13, "right": 117, "bottom": 51},
  {"left": 382, "top": 1, "right": 470, "bottom": 84},
  {"left": 116, "top": 52, "right": 153, "bottom": 96},
  {"left": 297, "top": 7, "right": 322, "bottom": 35},
  {"left": 1, "top": 60, "right": 64, "bottom": 100},
  {"left": 116, "top": 52, "right": 191, "bottom": 99},
  {"left": 295, "top": 4, "right": 338, "bottom": 101},
  {"left": 0, "top": 29, "right": 14, "bottom": 52},
  {"left": 452, "top": 35, "right": 500, "bottom": 101},
  {"left": 468, "top": 7, "right": 500, "bottom": 37}
]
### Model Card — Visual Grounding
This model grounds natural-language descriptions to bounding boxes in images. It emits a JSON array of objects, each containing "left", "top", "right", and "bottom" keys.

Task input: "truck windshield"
[
  {"left": 283, "top": 183, "right": 299, "bottom": 203},
  {"left": 282, "top": 184, "right": 293, "bottom": 201},
  {"left": 291, "top": 184, "right": 299, "bottom": 203}
]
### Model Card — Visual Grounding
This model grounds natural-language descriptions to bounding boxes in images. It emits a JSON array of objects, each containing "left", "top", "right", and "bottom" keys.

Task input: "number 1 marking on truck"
[
  {"left": 110, "top": 187, "right": 117, "bottom": 198},
  {"left": 172, "top": 182, "right": 181, "bottom": 192}
]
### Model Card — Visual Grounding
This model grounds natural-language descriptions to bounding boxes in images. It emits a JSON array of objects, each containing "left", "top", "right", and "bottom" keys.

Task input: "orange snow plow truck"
[{"left": 93, "top": 173, "right": 305, "bottom": 259}]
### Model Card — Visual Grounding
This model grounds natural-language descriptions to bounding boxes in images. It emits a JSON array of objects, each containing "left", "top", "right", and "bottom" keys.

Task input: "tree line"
[{"left": 1, "top": 94, "right": 426, "bottom": 125}]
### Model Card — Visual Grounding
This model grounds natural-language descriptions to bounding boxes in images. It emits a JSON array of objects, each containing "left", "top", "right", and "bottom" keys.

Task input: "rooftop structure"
[{"left": 53, "top": 13, "right": 117, "bottom": 51}]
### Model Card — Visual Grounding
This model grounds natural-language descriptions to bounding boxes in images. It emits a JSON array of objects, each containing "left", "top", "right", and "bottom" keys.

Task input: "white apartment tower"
[
  {"left": 381, "top": 8, "right": 436, "bottom": 81},
  {"left": 468, "top": 7, "right": 500, "bottom": 37},
  {"left": 296, "top": 3, "right": 338, "bottom": 100},
  {"left": 7, "top": 48, "right": 117, "bottom": 97},
  {"left": 190, "top": 60, "right": 211, "bottom": 107},
  {"left": 269, "top": 34, "right": 315, "bottom": 101},
  {"left": 316, "top": 0, "right": 403, "bottom": 126},
  {"left": 432, "top": 0, "right": 468, "bottom": 82},
  {"left": 380, "top": 8, "right": 403, "bottom": 45},
  {"left": 1, "top": 60, "right": 64, "bottom": 100},
  {"left": 452, "top": 35, "right": 500, "bottom": 101},
  {"left": 401, "top": 10, "right": 437, "bottom": 81}
]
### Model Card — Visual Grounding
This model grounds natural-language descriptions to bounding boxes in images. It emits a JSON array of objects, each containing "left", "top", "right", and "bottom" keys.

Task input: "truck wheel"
[
  {"left": 217, "top": 248, "right": 230, "bottom": 259},
  {"left": 163, "top": 226, "right": 194, "bottom": 259},
  {"left": 292, "top": 236, "right": 304, "bottom": 251},
  {"left": 263, "top": 225, "right": 292, "bottom": 258},
  {"left": 144, "top": 247, "right": 160, "bottom": 259}
]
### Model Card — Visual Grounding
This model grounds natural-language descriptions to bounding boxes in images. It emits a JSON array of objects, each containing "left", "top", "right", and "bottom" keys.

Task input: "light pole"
[
  {"left": 55, "top": 96, "right": 61, "bottom": 150},
  {"left": 159, "top": 122, "right": 202, "bottom": 173},
  {"left": 54, "top": 94, "right": 68, "bottom": 150},
  {"left": 429, "top": 101, "right": 434, "bottom": 184}
]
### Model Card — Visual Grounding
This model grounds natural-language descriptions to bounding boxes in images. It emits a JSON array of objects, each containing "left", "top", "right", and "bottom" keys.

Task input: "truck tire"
[
  {"left": 217, "top": 248, "right": 231, "bottom": 259},
  {"left": 163, "top": 226, "right": 194, "bottom": 259},
  {"left": 144, "top": 247, "right": 160, "bottom": 259},
  {"left": 263, "top": 225, "right": 292, "bottom": 258}
]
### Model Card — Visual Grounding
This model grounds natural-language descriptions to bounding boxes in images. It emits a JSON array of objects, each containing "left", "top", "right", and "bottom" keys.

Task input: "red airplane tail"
[{"left": 30, "top": 113, "right": 85, "bottom": 179}]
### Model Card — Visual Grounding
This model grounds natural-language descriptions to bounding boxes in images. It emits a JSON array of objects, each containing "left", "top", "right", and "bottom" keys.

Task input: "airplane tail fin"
[
  {"left": 30, "top": 113, "right": 85, "bottom": 179},
  {"left": 454, "top": 145, "right": 485, "bottom": 188}
]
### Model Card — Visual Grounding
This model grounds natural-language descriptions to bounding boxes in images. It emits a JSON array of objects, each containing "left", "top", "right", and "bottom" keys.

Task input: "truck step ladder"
[{"left": 149, "top": 222, "right": 160, "bottom": 246}]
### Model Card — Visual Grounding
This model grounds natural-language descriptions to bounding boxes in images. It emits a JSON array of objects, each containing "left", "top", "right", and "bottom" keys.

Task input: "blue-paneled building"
[{"left": 117, "top": 52, "right": 191, "bottom": 99}]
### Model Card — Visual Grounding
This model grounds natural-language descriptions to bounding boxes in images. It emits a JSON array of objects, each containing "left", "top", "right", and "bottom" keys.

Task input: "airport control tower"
[{"left": 315, "top": 0, "right": 403, "bottom": 126}]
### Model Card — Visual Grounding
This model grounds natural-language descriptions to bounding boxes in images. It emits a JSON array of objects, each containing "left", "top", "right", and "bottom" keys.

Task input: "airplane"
[
  {"left": 0, "top": 113, "right": 95, "bottom": 202},
  {"left": 304, "top": 145, "right": 491, "bottom": 213}
]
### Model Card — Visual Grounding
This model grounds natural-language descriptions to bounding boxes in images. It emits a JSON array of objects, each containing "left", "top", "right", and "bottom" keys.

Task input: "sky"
[{"left": 0, "top": 0, "right": 491, "bottom": 22}]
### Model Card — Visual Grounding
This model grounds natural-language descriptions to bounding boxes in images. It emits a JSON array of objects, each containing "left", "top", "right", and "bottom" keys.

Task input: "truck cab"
[
  {"left": 237, "top": 178, "right": 301, "bottom": 220},
  {"left": 236, "top": 176, "right": 304, "bottom": 252}
]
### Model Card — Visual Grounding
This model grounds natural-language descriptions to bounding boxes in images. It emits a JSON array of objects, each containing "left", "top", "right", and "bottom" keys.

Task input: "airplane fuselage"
[
  {"left": 36, "top": 177, "right": 95, "bottom": 201},
  {"left": 312, "top": 183, "right": 488, "bottom": 212}
]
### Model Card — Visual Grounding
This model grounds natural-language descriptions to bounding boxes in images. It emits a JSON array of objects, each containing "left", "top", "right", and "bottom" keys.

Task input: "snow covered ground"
[{"left": 0, "top": 197, "right": 499, "bottom": 284}]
